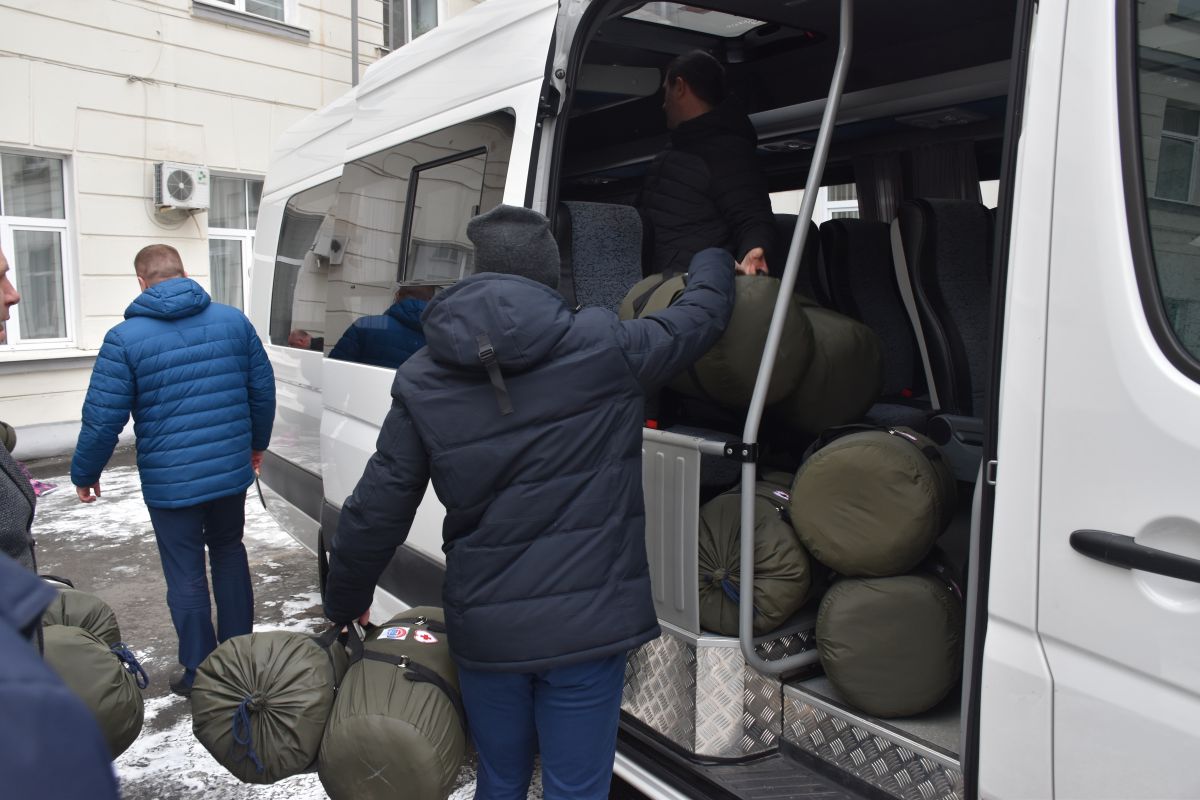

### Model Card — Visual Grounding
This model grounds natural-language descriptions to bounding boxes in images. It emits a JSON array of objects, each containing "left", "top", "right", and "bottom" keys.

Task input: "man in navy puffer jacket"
[
  {"left": 323, "top": 205, "right": 734, "bottom": 800},
  {"left": 71, "top": 244, "right": 275, "bottom": 696}
]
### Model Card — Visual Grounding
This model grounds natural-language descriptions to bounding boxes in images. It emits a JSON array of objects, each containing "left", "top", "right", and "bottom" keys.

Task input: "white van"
[{"left": 247, "top": 1, "right": 1200, "bottom": 798}]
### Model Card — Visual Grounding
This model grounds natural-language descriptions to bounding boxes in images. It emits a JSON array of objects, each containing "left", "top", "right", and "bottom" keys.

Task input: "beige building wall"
[{"left": 0, "top": 0, "right": 481, "bottom": 458}]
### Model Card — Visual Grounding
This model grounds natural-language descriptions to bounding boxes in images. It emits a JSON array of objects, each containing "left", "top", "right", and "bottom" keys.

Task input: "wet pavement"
[{"left": 28, "top": 450, "right": 549, "bottom": 800}]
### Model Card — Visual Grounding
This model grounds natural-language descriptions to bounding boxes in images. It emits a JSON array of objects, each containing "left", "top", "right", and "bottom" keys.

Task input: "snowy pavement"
[{"left": 30, "top": 455, "right": 548, "bottom": 800}]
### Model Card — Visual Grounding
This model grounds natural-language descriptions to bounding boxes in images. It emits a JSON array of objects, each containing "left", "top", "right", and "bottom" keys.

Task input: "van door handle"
[{"left": 1070, "top": 529, "right": 1200, "bottom": 583}]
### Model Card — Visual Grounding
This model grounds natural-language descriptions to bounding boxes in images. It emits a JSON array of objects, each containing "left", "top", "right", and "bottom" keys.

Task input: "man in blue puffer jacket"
[
  {"left": 323, "top": 205, "right": 734, "bottom": 800},
  {"left": 328, "top": 285, "right": 433, "bottom": 368},
  {"left": 71, "top": 244, "right": 275, "bottom": 697}
]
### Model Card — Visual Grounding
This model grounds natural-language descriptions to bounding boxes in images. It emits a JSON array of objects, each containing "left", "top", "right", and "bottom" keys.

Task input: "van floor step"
[
  {"left": 619, "top": 718, "right": 886, "bottom": 800},
  {"left": 702, "top": 752, "right": 889, "bottom": 800}
]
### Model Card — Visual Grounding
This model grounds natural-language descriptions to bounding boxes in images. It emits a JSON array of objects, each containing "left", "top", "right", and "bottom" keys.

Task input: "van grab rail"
[{"left": 739, "top": 0, "right": 854, "bottom": 676}]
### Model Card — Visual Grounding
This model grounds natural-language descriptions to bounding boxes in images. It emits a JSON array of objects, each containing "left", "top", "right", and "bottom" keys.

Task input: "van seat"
[
  {"left": 820, "top": 218, "right": 926, "bottom": 400},
  {"left": 555, "top": 201, "right": 644, "bottom": 313},
  {"left": 891, "top": 199, "right": 993, "bottom": 416},
  {"left": 772, "top": 214, "right": 827, "bottom": 304}
]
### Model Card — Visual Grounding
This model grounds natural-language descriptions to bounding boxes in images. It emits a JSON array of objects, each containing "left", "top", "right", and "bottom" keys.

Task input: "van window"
[
  {"left": 268, "top": 178, "right": 339, "bottom": 349},
  {"left": 324, "top": 111, "right": 514, "bottom": 367},
  {"left": 403, "top": 148, "right": 487, "bottom": 284},
  {"left": 1134, "top": 4, "right": 1200, "bottom": 361}
]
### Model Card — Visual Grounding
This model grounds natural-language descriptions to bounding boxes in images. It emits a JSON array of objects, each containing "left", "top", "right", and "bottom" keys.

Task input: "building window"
[
  {"left": 208, "top": 175, "right": 263, "bottom": 311},
  {"left": 196, "top": 0, "right": 288, "bottom": 23},
  {"left": 383, "top": 0, "right": 439, "bottom": 50},
  {"left": 1135, "top": 7, "right": 1200, "bottom": 363},
  {"left": 0, "top": 152, "right": 73, "bottom": 348},
  {"left": 1154, "top": 102, "right": 1200, "bottom": 203}
]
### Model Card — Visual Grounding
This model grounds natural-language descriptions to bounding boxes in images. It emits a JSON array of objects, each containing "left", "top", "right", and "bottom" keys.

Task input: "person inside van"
[
  {"left": 322, "top": 204, "right": 735, "bottom": 800},
  {"left": 287, "top": 328, "right": 324, "bottom": 351},
  {"left": 328, "top": 284, "right": 434, "bottom": 369},
  {"left": 640, "top": 49, "right": 776, "bottom": 277}
]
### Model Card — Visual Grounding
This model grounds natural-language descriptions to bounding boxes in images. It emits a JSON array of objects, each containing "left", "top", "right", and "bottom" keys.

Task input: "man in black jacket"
[
  {"left": 641, "top": 49, "right": 776, "bottom": 277},
  {"left": 323, "top": 204, "right": 735, "bottom": 800}
]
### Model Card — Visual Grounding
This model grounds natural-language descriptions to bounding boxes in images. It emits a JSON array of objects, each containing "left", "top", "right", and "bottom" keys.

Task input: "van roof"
[{"left": 265, "top": 0, "right": 556, "bottom": 196}]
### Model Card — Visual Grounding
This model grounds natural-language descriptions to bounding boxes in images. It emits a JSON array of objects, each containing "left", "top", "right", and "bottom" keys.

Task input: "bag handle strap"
[
  {"left": 801, "top": 424, "right": 943, "bottom": 464},
  {"left": 359, "top": 650, "right": 468, "bottom": 734}
]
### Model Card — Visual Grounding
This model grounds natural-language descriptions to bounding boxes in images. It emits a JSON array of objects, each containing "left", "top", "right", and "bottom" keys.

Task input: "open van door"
[{"left": 1035, "top": 2, "right": 1200, "bottom": 797}]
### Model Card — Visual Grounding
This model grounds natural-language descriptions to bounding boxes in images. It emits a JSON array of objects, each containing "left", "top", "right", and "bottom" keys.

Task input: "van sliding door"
[{"left": 1033, "top": 2, "right": 1200, "bottom": 797}]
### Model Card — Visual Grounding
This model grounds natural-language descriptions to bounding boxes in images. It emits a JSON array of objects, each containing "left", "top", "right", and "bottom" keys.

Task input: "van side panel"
[{"left": 1037, "top": 1, "right": 1200, "bottom": 797}]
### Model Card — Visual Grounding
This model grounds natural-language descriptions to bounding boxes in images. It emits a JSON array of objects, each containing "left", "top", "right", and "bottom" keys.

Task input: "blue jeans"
[
  {"left": 458, "top": 652, "right": 627, "bottom": 800},
  {"left": 148, "top": 491, "right": 253, "bottom": 672}
]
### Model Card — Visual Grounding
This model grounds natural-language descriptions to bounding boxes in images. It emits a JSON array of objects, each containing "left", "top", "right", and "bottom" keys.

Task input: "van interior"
[{"left": 548, "top": 1, "right": 1019, "bottom": 798}]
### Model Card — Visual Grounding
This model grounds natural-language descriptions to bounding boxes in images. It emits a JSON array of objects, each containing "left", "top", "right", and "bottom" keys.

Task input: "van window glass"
[
  {"left": 404, "top": 149, "right": 486, "bottom": 284},
  {"left": 269, "top": 178, "right": 339, "bottom": 350},
  {"left": 325, "top": 111, "right": 513, "bottom": 368},
  {"left": 1135, "top": 4, "right": 1200, "bottom": 360}
]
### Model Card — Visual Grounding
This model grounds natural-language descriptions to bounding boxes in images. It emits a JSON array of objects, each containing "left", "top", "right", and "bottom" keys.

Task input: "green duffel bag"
[
  {"left": 619, "top": 273, "right": 815, "bottom": 408},
  {"left": 816, "top": 574, "right": 963, "bottom": 718},
  {"left": 42, "top": 624, "right": 147, "bottom": 758},
  {"left": 698, "top": 478, "right": 813, "bottom": 636},
  {"left": 774, "top": 307, "right": 883, "bottom": 438},
  {"left": 319, "top": 608, "right": 467, "bottom": 800},
  {"left": 192, "top": 628, "right": 349, "bottom": 784},
  {"left": 42, "top": 586, "right": 122, "bottom": 648},
  {"left": 789, "top": 426, "right": 956, "bottom": 577}
]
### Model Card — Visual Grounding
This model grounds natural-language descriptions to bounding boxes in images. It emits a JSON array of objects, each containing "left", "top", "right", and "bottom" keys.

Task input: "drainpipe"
[{"left": 351, "top": 0, "right": 359, "bottom": 86}]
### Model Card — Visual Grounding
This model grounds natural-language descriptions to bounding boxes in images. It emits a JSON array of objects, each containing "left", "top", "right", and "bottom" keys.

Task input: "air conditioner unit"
[{"left": 153, "top": 162, "right": 210, "bottom": 211}]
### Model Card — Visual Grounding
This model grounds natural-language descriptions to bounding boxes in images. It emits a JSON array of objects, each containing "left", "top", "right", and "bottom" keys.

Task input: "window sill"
[
  {"left": 0, "top": 348, "right": 97, "bottom": 375},
  {"left": 191, "top": 2, "right": 310, "bottom": 43}
]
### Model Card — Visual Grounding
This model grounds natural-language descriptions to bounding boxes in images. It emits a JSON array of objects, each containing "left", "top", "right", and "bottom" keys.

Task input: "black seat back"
[
  {"left": 892, "top": 199, "right": 992, "bottom": 416},
  {"left": 771, "top": 214, "right": 827, "bottom": 305},
  {"left": 820, "top": 218, "right": 924, "bottom": 399}
]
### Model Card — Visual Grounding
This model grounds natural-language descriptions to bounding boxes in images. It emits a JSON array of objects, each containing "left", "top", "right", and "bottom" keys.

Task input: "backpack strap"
[{"left": 477, "top": 334, "right": 514, "bottom": 416}]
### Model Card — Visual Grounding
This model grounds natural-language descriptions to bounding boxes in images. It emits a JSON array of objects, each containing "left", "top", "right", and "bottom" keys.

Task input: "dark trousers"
[
  {"left": 457, "top": 651, "right": 626, "bottom": 800},
  {"left": 147, "top": 491, "right": 253, "bottom": 672}
]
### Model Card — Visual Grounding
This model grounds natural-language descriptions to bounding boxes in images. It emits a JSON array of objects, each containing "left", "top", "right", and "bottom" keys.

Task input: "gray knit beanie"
[{"left": 467, "top": 204, "right": 560, "bottom": 290}]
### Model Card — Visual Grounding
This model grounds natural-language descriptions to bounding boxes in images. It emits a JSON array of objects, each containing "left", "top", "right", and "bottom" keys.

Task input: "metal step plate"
[
  {"left": 782, "top": 683, "right": 963, "bottom": 800},
  {"left": 622, "top": 618, "right": 819, "bottom": 759}
]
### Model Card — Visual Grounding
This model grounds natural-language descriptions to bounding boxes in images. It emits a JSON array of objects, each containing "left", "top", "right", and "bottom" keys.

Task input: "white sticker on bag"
[
  {"left": 414, "top": 629, "right": 438, "bottom": 644},
  {"left": 381, "top": 626, "right": 410, "bottom": 641}
]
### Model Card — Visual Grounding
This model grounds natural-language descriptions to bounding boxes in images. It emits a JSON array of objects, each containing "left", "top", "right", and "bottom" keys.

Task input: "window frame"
[
  {"left": 207, "top": 232, "right": 255, "bottom": 310},
  {"left": 1119, "top": 0, "right": 1200, "bottom": 382},
  {"left": 194, "top": 0, "right": 297, "bottom": 25},
  {"left": 398, "top": 146, "right": 488, "bottom": 284},
  {"left": 0, "top": 150, "right": 77, "bottom": 352},
  {"left": 382, "top": 0, "right": 445, "bottom": 50},
  {"left": 208, "top": 174, "right": 263, "bottom": 311}
]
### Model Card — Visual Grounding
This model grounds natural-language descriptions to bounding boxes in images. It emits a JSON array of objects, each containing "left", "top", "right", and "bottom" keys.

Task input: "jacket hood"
[
  {"left": 125, "top": 277, "right": 211, "bottom": 321},
  {"left": 420, "top": 274, "right": 571, "bottom": 372},
  {"left": 387, "top": 298, "right": 428, "bottom": 331},
  {"left": 0, "top": 554, "right": 55, "bottom": 637},
  {"left": 672, "top": 100, "right": 758, "bottom": 147}
]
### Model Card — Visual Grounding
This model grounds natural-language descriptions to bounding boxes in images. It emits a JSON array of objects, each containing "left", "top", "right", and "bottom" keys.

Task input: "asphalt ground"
[{"left": 27, "top": 450, "right": 645, "bottom": 800}]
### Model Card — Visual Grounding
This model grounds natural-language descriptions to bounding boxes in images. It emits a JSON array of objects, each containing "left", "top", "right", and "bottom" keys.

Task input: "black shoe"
[{"left": 170, "top": 671, "right": 195, "bottom": 698}]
